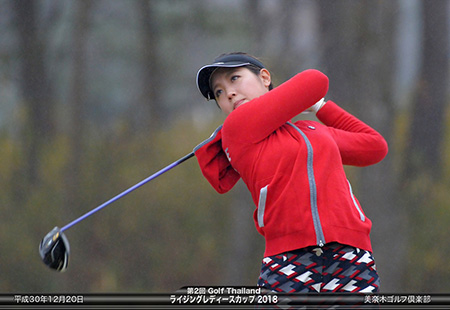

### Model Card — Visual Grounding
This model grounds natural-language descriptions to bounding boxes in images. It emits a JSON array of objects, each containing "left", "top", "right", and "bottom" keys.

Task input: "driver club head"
[{"left": 39, "top": 227, "right": 70, "bottom": 272}]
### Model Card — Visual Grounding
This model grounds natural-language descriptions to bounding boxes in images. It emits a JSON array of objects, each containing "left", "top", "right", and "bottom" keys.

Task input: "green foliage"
[
  {"left": 404, "top": 180, "right": 450, "bottom": 292},
  {"left": 398, "top": 106, "right": 450, "bottom": 293},
  {"left": 0, "top": 119, "right": 251, "bottom": 292},
  {"left": 1, "top": 0, "right": 448, "bottom": 295}
]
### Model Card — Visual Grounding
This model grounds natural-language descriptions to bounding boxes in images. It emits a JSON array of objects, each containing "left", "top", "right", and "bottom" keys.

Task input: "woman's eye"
[
  {"left": 231, "top": 75, "right": 239, "bottom": 81},
  {"left": 215, "top": 89, "right": 223, "bottom": 98}
]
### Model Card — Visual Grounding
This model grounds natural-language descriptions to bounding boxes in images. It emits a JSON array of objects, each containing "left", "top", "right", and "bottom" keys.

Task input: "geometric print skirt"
[{"left": 257, "top": 242, "right": 380, "bottom": 293}]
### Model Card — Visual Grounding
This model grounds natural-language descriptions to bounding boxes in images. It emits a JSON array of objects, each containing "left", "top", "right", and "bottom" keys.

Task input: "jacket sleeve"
[
  {"left": 316, "top": 100, "right": 388, "bottom": 166},
  {"left": 193, "top": 126, "right": 241, "bottom": 194},
  {"left": 223, "top": 69, "right": 329, "bottom": 144}
]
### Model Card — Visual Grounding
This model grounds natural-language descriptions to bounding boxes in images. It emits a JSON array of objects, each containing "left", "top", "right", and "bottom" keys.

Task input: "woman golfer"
[{"left": 194, "top": 52, "right": 388, "bottom": 293}]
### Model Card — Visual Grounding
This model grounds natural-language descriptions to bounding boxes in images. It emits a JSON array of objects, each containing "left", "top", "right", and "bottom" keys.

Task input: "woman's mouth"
[{"left": 233, "top": 99, "right": 245, "bottom": 110}]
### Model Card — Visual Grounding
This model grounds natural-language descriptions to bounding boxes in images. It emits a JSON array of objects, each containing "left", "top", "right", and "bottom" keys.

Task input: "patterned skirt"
[{"left": 257, "top": 242, "right": 380, "bottom": 293}]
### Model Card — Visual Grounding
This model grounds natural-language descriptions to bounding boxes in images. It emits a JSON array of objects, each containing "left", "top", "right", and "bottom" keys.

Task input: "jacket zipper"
[{"left": 287, "top": 122, "right": 326, "bottom": 247}]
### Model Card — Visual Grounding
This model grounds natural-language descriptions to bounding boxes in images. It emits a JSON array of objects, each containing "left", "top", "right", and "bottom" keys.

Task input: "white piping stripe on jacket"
[
  {"left": 258, "top": 185, "right": 269, "bottom": 228},
  {"left": 193, "top": 125, "right": 223, "bottom": 152},
  {"left": 347, "top": 180, "right": 365, "bottom": 222}
]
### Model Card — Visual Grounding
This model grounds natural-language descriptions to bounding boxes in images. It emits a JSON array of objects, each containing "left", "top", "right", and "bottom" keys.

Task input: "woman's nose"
[{"left": 227, "top": 89, "right": 236, "bottom": 100}]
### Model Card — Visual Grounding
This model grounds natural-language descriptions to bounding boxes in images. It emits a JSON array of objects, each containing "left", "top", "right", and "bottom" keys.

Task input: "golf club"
[{"left": 39, "top": 151, "right": 194, "bottom": 272}]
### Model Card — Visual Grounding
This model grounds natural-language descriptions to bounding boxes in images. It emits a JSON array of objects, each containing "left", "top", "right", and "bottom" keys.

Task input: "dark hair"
[
  {"left": 244, "top": 64, "right": 274, "bottom": 91},
  {"left": 211, "top": 52, "right": 274, "bottom": 94}
]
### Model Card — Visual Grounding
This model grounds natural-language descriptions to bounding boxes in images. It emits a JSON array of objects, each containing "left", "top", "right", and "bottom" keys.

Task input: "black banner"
[{"left": 2, "top": 287, "right": 450, "bottom": 309}]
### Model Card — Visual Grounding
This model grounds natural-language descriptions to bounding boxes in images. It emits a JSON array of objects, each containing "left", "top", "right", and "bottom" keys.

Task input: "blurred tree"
[
  {"left": 13, "top": 0, "right": 56, "bottom": 187},
  {"left": 245, "top": 0, "right": 264, "bottom": 54},
  {"left": 135, "top": 0, "right": 165, "bottom": 134},
  {"left": 317, "top": 0, "right": 401, "bottom": 292},
  {"left": 63, "top": 0, "right": 95, "bottom": 290},
  {"left": 401, "top": 0, "right": 449, "bottom": 292},
  {"left": 64, "top": 0, "right": 92, "bottom": 221},
  {"left": 218, "top": 0, "right": 285, "bottom": 287},
  {"left": 275, "top": 0, "right": 301, "bottom": 79},
  {"left": 404, "top": 0, "right": 449, "bottom": 180}
]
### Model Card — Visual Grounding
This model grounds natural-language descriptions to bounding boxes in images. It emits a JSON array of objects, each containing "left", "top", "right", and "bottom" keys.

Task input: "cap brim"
[{"left": 196, "top": 62, "right": 251, "bottom": 100}]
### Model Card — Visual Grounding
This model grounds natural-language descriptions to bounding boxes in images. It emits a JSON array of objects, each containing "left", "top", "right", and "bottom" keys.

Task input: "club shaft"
[{"left": 60, "top": 152, "right": 195, "bottom": 232}]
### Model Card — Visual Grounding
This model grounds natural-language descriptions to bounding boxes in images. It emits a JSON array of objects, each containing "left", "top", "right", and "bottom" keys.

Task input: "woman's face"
[{"left": 210, "top": 67, "right": 271, "bottom": 115}]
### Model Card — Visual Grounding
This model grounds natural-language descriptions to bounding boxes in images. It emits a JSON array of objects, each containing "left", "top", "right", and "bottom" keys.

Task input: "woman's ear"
[{"left": 259, "top": 68, "right": 271, "bottom": 89}]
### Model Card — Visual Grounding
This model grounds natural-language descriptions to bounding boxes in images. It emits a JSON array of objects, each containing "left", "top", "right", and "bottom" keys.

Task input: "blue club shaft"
[{"left": 60, "top": 152, "right": 195, "bottom": 232}]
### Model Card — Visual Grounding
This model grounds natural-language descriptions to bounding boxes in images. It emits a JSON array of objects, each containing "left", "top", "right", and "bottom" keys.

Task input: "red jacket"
[{"left": 194, "top": 69, "right": 388, "bottom": 257}]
